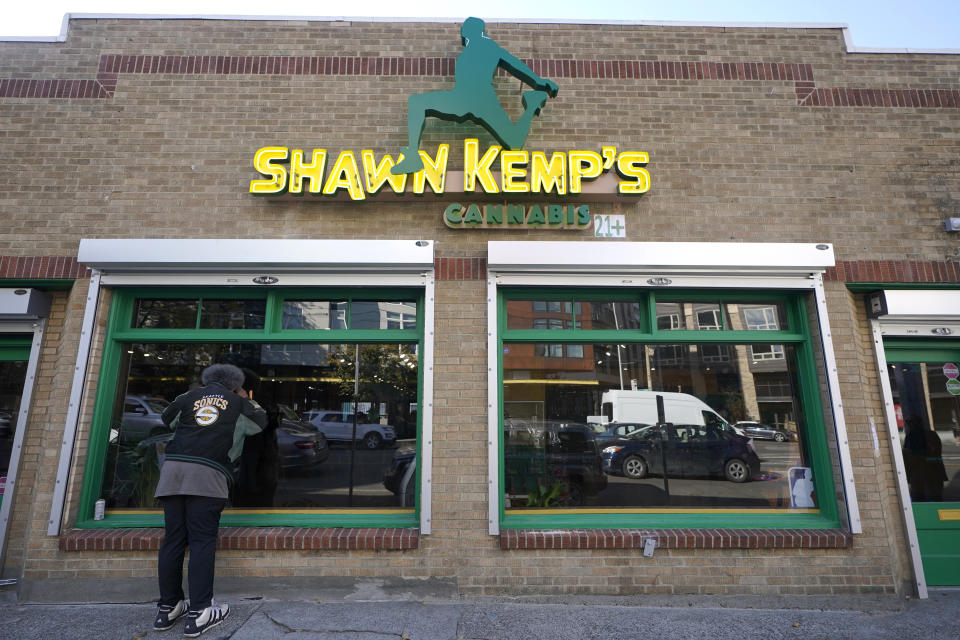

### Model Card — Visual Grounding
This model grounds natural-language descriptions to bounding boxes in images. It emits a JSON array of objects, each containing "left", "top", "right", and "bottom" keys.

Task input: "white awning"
[
  {"left": 487, "top": 241, "right": 834, "bottom": 289},
  {"left": 0, "top": 288, "right": 51, "bottom": 318},
  {"left": 867, "top": 289, "right": 960, "bottom": 338},
  {"left": 77, "top": 238, "right": 435, "bottom": 273}
]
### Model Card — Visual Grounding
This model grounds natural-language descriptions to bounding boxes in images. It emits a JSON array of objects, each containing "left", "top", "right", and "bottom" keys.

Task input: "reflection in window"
[
  {"left": 652, "top": 344, "right": 685, "bottom": 366},
  {"left": 655, "top": 303, "right": 727, "bottom": 331},
  {"left": 580, "top": 301, "right": 639, "bottom": 330},
  {"left": 533, "top": 318, "right": 566, "bottom": 331},
  {"left": 101, "top": 342, "right": 418, "bottom": 511},
  {"left": 657, "top": 313, "right": 681, "bottom": 330},
  {"left": 532, "top": 343, "right": 586, "bottom": 358},
  {"left": 531, "top": 300, "right": 575, "bottom": 314},
  {"left": 508, "top": 300, "right": 577, "bottom": 330},
  {"left": 281, "top": 300, "right": 422, "bottom": 331},
  {"left": 386, "top": 310, "right": 416, "bottom": 329},
  {"left": 352, "top": 301, "right": 418, "bottom": 330},
  {"left": 700, "top": 344, "right": 731, "bottom": 363},
  {"left": 535, "top": 344, "right": 563, "bottom": 358},
  {"left": 888, "top": 361, "right": 960, "bottom": 503},
  {"left": 695, "top": 306, "right": 723, "bottom": 330},
  {"left": 750, "top": 344, "right": 785, "bottom": 361},
  {"left": 133, "top": 299, "right": 198, "bottom": 329},
  {"left": 199, "top": 299, "right": 266, "bottom": 330},
  {"left": 502, "top": 342, "right": 812, "bottom": 511},
  {"left": 283, "top": 301, "right": 347, "bottom": 330},
  {"left": 738, "top": 303, "right": 788, "bottom": 331},
  {"left": 567, "top": 345, "right": 585, "bottom": 358}
]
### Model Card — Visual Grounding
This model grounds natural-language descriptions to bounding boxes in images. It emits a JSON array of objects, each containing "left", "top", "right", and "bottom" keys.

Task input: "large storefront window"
[
  {"left": 81, "top": 289, "right": 423, "bottom": 528},
  {"left": 499, "top": 291, "right": 840, "bottom": 529}
]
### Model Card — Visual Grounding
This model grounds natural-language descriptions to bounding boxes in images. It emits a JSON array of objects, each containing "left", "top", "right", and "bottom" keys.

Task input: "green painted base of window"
[
  {"left": 74, "top": 512, "right": 418, "bottom": 529},
  {"left": 501, "top": 512, "right": 841, "bottom": 531}
]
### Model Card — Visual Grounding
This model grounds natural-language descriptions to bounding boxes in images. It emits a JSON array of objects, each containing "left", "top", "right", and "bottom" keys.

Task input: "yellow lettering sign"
[
  {"left": 322, "top": 151, "right": 364, "bottom": 200},
  {"left": 250, "top": 147, "right": 289, "bottom": 195},
  {"left": 413, "top": 144, "right": 449, "bottom": 194}
]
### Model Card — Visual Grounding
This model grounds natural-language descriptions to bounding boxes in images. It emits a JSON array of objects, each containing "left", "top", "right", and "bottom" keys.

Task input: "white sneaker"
[
  {"left": 154, "top": 599, "right": 188, "bottom": 631},
  {"left": 182, "top": 602, "right": 229, "bottom": 637}
]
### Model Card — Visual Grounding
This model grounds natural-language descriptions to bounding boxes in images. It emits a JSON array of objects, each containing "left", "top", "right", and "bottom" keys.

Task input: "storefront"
[
  {"left": 867, "top": 290, "right": 960, "bottom": 597},
  {"left": 1, "top": 15, "right": 958, "bottom": 600},
  {"left": 0, "top": 289, "right": 49, "bottom": 580}
]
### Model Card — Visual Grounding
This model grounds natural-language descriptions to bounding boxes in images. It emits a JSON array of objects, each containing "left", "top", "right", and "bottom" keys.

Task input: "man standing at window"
[{"left": 152, "top": 364, "right": 266, "bottom": 636}]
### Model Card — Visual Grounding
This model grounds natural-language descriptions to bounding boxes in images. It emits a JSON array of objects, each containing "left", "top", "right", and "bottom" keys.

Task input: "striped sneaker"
[
  {"left": 153, "top": 599, "right": 188, "bottom": 631},
  {"left": 183, "top": 602, "right": 229, "bottom": 637}
]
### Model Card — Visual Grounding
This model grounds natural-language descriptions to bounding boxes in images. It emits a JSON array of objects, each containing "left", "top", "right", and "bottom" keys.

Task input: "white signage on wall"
[{"left": 594, "top": 214, "right": 626, "bottom": 238}]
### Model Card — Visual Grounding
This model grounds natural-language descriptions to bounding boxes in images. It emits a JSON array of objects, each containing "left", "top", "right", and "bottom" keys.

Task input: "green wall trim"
[
  {"left": 846, "top": 283, "right": 960, "bottom": 292},
  {"left": 0, "top": 336, "right": 31, "bottom": 361},
  {"left": 73, "top": 513, "right": 419, "bottom": 529}
]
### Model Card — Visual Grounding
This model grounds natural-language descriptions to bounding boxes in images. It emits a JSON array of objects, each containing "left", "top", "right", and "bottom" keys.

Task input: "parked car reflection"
[
  {"left": 306, "top": 411, "right": 396, "bottom": 449},
  {"left": 276, "top": 405, "right": 329, "bottom": 472},
  {"left": 733, "top": 421, "right": 794, "bottom": 442},
  {"left": 119, "top": 395, "right": 170, "bottom": 443},
  {"left": 601, "top": 423, "right": 761, "bottom": 483},
  {"left": 590, "top": 422, "right": 652, "bottom": 448},
  {"left": 382, "top": 445, "right": 416, "bottom": 506}
]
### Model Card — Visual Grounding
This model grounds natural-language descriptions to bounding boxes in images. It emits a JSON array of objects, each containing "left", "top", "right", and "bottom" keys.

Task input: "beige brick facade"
[{"left": 1, "top": 17, "right": 958, "bottom": 598}]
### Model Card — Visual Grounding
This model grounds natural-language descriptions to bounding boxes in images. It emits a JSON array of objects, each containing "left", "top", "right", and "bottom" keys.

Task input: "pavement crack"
[
  {"left": 223, "top": 601, "right": 265, "bottom": 639},
  {"left": 263, "top": 611, "right": 297, "bottom": 633},
  {"left": 262, "top": 611, "right": 403, "bottom": 637}
]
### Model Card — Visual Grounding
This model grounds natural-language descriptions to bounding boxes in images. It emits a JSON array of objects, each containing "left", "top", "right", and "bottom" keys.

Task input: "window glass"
[
  {"left": 101, "top": 341, "right": 418, "bottom": 511},
  {"left": 351, "top": 301, "right": 418, "bottom": 330},
  {"left": 503, "top": 342, "right": 812, "bottom": 510},
  {"left": 578, "top": 301, "right": 641, "bottom": 331},
  {"left": 133, "top": 299, "right": 198, "bottom": 329},
  {"left": 695, "top": 306, "right": 723, "bottom": 330},
  {"left": 655, "top": 304, "right": 683, "bottom": 330},
  {"left": 655, "top": 302, "right": 727, "bottom": 331},
  {"left": 282, "top": 301, "right": 348, "bottom": 330},
  {"left": 507, "top": 300, "right": 572, "bottom": 330},
  {"left": 731, "top": 302, "right": 789, "bottom": 332},
  {"left": 509, "top": 299, "right": 637, "bottom": 331},
  {"left": 199, "top": 299, "right": 266, "bottom": 330}
]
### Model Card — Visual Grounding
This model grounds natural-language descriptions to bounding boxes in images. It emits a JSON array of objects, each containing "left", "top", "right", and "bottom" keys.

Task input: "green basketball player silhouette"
[{"left": 391, "top": 17, "right": 559, "bottom": 175}]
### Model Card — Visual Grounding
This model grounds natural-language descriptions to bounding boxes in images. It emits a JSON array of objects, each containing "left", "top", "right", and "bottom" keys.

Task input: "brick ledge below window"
[
  {"left": 500, "top": 528, "right": 852, "bottom": 550},
  {"left": 60, "top": 527, "right": 419, "bottom": 552}
]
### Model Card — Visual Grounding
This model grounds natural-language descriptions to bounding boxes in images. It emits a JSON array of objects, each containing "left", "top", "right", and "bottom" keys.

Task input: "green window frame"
[
  {"left": 77, "top": 286, "right": 424, "bottom": 529},
  {"left": 497, "top": 287, "right": 842, "bottom": 530},
  {"left": 0, "top": 335, "right": 32, "bottom": 362}
]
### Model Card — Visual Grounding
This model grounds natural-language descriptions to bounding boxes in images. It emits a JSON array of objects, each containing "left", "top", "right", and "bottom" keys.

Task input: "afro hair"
[{"left": 200, "top": 363, "right": 245, "bottom": 391}]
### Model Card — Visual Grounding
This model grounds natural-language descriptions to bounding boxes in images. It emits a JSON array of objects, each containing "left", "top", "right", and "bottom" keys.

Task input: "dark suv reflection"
[{"left": 601, "top": 423, "right": 761, "bottom": 483}]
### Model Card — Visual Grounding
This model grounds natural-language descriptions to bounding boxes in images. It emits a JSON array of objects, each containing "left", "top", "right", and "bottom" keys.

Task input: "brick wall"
[{"left": 1, "top": 16, "right": 958, "bottom": 596}]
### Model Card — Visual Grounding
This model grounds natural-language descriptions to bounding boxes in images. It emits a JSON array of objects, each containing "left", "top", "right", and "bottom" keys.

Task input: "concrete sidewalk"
[{"left": 1, "top": 588, "right": 958, "bottom": 640}]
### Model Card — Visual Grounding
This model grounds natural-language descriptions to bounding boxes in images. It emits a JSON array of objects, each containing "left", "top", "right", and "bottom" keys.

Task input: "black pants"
[{"left": 157, "top": 495, "right": 226, "bottom": 611}]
